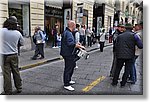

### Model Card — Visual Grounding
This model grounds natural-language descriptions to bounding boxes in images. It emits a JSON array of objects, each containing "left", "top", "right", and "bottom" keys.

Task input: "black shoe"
[
  {"left": 31, "top": 57, "right": 37, "bottom": 60},
  {"left": 120, "top": 82, "right": 126, "bottom": 88},
  {"left": 17, "top": 88, "right": 22, "bottom": 93},
  {"left": 120, "top": 85, "right": 125, "bottom": 88},
  {"left": 39, "top": 57, "right": 44, "bottom": 59},
  {"left": 109, "top": 74, "right": 113, "bottom": 77},
  {"left": 1, "top": 91, "right": 13, "bottom": 95},
  {"left": 111, "top": 83, "right": 117, "bottom": 86}
]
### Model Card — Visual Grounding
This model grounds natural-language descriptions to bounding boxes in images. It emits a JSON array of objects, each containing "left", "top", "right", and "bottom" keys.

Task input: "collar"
[
  {"left": 66, "top": 27, "right": 72, "bottom": 32},
  {"left": 136, "top": 30, "right": 142, "bottom": 33}
]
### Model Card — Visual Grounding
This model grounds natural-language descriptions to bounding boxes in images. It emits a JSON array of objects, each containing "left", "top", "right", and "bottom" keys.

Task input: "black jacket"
[
  {"left": 112, "top": 29, "right": 122, "bottom": 52},
  {"left": 115, "top": 30, "right": 136, "bottom": 59}
]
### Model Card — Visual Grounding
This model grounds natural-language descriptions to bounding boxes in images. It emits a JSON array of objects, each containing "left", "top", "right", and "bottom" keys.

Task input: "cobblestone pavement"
[{"left": 16, "top": 46, "right": 143, "bottom": 95}]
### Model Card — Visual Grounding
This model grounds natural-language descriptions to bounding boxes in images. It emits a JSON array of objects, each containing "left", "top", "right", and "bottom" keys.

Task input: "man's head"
[
  {"left": 67, "top": 20, "right": 76, "bottom": 32},
  {"left": 125, "top": 23, "right": 133, "bottom": 31},
  {"left": 117, "top": 24, "right": 125, "bottom": 32},
  {"left": 3, "top": 16, "right": 18, "bottom": 30},
  {"left": 134, "top": 22, "right": 143, "bottom": 31},
  {"left": 34, "top": 26, "right": 40, "bottom": 32},
  {"left": 76, "top": 24, "right": 80, "bottom": 28}
]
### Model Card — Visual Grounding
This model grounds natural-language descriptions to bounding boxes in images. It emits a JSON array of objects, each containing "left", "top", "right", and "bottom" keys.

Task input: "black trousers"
[
  {"left": 80, "top": 35, "right": 86, "bottom": 46},
  {"left": 87, "top": 36, "right": 92, "bottom": 47},
  {"left": 63, "top": 56, "right": 76, "bottom": 86},
  {"left": 99, "top": 41, "right": 105, "bottom": 52},
  {"left": 33, "top": 43, "right": 44, "bottom": 58},
  {"left": 112, "top": 58, "right": 134, "bottom": 86}
]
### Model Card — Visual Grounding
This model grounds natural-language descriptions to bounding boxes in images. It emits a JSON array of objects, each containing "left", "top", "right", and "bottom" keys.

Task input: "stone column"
[
  {"left": 0, "top": 0, "right": 8, "bottom": 28},
  {"left": 29, "top": 0, "right": 44, "bottom": 50},
  {"left": 30, "top": 0, "right": 44, "bottom": 36}
]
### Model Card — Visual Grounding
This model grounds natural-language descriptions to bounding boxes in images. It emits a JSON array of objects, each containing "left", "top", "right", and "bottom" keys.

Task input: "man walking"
[
  {"left": 60, "top": 20, "right": 84, "bottom": 91},
  {"left": 111, "top": 23, "right": 143, "bottom": 87},
  {"left": 0, "top": 16, "right": 24, "bottom": 95},
  {"left": 32, "top": 26, "right": 45, "bottom": 60}
]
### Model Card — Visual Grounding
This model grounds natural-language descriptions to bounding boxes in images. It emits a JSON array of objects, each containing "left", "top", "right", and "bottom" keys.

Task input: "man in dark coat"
[
  {"left": 60, "top": 20, "right": 84, "bottom": 91},
  {"left": 111, "top": 23, "right": 143, "bottom": 87},
  {"left": 109, "top": 24, "right": 125, "bottom": 77}
]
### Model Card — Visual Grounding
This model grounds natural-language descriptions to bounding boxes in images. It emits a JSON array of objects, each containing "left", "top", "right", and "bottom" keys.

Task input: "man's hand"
[{"left": 75, "top": 43, "right": 85, "bottom": 49}]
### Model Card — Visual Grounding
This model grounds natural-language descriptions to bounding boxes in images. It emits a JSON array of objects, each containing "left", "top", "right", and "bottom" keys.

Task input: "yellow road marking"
[{"left": 82, "top": 76, "right": 105, "bottom": 92}]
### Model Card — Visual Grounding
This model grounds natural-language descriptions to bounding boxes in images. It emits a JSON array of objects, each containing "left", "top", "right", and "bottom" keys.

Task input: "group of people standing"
[{"left": 110, "top": 23, "right": 143, "bottom": 87}]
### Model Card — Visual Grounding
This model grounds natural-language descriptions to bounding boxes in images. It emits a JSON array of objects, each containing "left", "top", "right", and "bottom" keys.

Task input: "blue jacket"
[{"left": 60, "top": 27, "right": 76, "bottom": 57}]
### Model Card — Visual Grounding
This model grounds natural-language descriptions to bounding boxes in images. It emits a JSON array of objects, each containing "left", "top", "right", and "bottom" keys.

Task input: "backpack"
[{"left": 42, "top": 30, "right": 48, "bottom": 41}]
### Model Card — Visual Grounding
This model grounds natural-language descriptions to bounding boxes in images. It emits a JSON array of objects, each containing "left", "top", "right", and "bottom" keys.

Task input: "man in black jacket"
[
  {"left": 109, "top": 24, "right": 125, "bottom": 77},
  {"left": 111, "top": 23, "right": 143, "bottom": 87}
]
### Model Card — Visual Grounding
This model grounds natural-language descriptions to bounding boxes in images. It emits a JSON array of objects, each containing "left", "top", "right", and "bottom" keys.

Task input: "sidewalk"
[{"left": 19, "top": 40, "right": 112, "bottom": 70}]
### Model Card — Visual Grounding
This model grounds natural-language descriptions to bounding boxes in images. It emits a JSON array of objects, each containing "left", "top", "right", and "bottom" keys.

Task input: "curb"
[
  {"left": 19, "top": 43, "right": 113, "bottom": 71},
  {"left": 19, "top": 57, "right": 62, "bottom": 71}
]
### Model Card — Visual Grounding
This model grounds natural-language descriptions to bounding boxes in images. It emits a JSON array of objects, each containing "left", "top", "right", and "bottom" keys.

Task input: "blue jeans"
[{"left": 129, "top": 56, "right": 138, "bottom": 82}]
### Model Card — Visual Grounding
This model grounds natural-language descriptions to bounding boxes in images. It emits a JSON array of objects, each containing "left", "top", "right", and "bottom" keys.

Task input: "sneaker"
[
  {"left": 64, "top": 86, "right": 75, "bottom": 91},
  {"left": 74, "top": 66, "right": 78, "bottom": 69},
  {"left": 127, "top": 80, "right": 135, "bottom": 84},
  {"left": 69, "top": 80, "right": 76, "bottom": 84}
]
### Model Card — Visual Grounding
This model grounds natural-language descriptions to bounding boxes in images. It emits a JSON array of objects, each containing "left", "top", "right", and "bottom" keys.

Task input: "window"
[
  {"left": 122, "top": 1, "right": 124, "bottom": 12},
  {"left": 130, "top": 7, "right": 132, "bottom": 15}
]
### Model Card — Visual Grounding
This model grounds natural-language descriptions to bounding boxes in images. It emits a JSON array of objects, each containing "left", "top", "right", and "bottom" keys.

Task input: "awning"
[{"left": 45, "top": 0, "right": 63, "bottom": 9}]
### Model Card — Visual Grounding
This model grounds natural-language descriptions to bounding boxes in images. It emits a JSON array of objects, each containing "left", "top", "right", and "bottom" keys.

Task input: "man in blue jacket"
[{"left": 60, "top": 20, "right": 84, "bottom": 91}]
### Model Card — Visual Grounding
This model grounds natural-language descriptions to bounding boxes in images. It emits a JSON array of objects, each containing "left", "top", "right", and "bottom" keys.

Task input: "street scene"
[
  {"left": 0, "top": 0, "right": 143, "bottom": 95},
  {"left": 17, "top": 44, "right": 143, "bottom": 95}
]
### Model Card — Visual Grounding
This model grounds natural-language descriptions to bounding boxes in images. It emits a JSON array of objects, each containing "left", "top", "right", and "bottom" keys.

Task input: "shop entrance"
[
  {"left": 45, "top": 17, "right": 62, "bottom": 44},
  {"left": 45, "top": 6, "right": 63, "bottom": 47}
]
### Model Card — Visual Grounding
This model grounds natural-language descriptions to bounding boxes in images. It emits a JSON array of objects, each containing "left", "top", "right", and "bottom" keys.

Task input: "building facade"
[
  {"left": 0, "top": 0, "right": 143, "bottom": 51},
  {"left": 72, "top": 0, "right": 94, "bottom": 28},
  {"left": 0, "top": 0, "right": 8, "bottom": 28},
  {"left": 94, "top": 0, "right": 115, "bottom": 33}
]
